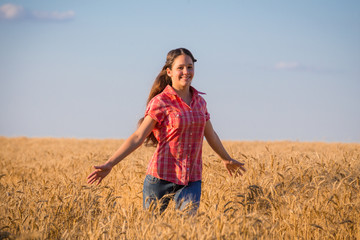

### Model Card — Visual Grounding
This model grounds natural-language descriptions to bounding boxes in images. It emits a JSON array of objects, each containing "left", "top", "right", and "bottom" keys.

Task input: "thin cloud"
[
  {"left": 0, "top": 3, "right": 75, "bottom": 21},
  {"left": 0, "top": 3, "right": 24, "bottom": 20},
  {"left": 32, "top": 10, "right": 75, "bottom": 21},
  {"left": 273, "top": 61, "right": 336, "bottom": 74},
  {"left": 274, "top": 61, "right": 301, "bottom": 70}
]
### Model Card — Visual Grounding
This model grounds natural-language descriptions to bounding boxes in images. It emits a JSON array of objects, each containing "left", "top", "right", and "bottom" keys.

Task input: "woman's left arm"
[{"left": 204, "top": 120, "right": 246, "bottom": 176}]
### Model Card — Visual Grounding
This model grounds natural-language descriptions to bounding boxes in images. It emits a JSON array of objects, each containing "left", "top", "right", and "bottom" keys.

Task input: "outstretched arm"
[
  {"left": 87, "top": 116, "right": 156, "bottom": 185},
  {"left": 204, "top": 120, "right": 246, "bottom": 176}
]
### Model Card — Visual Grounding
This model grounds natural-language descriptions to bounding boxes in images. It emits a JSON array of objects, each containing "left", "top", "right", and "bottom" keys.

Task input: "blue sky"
[{"left": 1, "top": 0, "right": 359, "bottom": 142}]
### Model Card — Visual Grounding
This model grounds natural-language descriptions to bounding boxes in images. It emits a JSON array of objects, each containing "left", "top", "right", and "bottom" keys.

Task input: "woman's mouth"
[{"left": 181, "top": 76, "right": 191, "bottom": 81}]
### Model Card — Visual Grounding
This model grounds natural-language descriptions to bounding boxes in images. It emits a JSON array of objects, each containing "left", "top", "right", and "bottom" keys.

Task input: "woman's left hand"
[{"left": 223, "top": 158, "right": 246, "bottom": 177}]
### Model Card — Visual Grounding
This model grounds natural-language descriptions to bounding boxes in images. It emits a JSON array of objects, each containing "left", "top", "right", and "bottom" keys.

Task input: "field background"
[{"left": 0, "top": 137, "right": 359, "bottom": 239}]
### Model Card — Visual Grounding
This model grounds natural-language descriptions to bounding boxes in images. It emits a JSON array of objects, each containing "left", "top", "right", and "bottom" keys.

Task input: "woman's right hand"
[
  {"left": 87, "top": 163, "right": 113, "bottom": 185},
  {"left": 86, "top": 116, "right": 156, "bottom": 186}
]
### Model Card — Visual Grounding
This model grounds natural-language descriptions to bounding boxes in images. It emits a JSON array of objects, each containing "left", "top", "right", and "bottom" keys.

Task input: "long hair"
[{"left": 139, "top": 48, "right": 197, "bottom": 146}]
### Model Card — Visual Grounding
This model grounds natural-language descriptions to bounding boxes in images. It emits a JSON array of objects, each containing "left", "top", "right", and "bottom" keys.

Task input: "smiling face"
[{"left": 166, "top": 54, "right": 194, "bottom": 90}]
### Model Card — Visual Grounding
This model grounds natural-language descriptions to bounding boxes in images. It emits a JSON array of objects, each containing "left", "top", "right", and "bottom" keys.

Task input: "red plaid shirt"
[{"left": 145, "top": 85, "right": 210, "bottom": 185}]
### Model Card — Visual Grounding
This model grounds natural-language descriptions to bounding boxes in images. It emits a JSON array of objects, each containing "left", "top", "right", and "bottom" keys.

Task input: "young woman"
[{"left": 87, "top": 48, "right": 246, "bottom": 214}]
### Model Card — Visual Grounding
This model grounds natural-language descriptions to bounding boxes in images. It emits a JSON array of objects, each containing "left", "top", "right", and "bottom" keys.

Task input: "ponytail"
[{"left": 139, "top": 48, "right": 197, "bottom": 146}]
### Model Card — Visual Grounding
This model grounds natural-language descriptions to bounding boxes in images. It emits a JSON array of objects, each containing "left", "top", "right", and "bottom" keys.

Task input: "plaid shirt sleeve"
[
  {"left": 145, "top": 96, "right": 166, "bottom": 124},
  {"left": 202, "top": 97, "right": 210, "bottom": 122}
]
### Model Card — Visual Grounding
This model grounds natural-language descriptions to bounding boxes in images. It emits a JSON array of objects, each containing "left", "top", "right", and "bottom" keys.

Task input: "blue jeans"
[{"left": 143, "top": 175, "right": 201, "bottom": 214}]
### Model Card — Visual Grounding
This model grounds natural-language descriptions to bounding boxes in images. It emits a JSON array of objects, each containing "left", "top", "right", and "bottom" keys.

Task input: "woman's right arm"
[{"left": 87, "top": 116, "right": 156, "bottom": 185}]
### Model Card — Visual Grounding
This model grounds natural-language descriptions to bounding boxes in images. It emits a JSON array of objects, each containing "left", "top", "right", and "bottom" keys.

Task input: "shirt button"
[
  {"left": 190, "top": 133, "right": 192, "bottom": 135},
  {"left": 192, "top": 121, "right": 195, "bottom": 124},
  {"left": 187, "top": 168, "right": 189, "bottom": 171},
  {"left": 188, "top": 144, "right": 191, "bottom": 147}
]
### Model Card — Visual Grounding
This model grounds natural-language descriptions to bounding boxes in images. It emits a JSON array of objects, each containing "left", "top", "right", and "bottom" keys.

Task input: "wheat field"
[{"left": 0, "top": 137, "right": 359, "bottom": 239}]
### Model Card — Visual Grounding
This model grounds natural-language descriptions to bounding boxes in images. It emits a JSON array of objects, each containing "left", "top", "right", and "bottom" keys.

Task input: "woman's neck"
[{"left": 172, "top": 85, "right": 192, "bottom": 105}]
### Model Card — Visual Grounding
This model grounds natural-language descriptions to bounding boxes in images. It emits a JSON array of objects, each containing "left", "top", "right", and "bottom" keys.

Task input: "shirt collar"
[{"left": 163, "top": 85, "right": 206, "bottom": 99}]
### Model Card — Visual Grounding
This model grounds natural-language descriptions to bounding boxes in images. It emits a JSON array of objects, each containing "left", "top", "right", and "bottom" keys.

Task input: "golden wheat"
[{"left": 0, "top": 137, "right": 359, "bottom": 239}]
